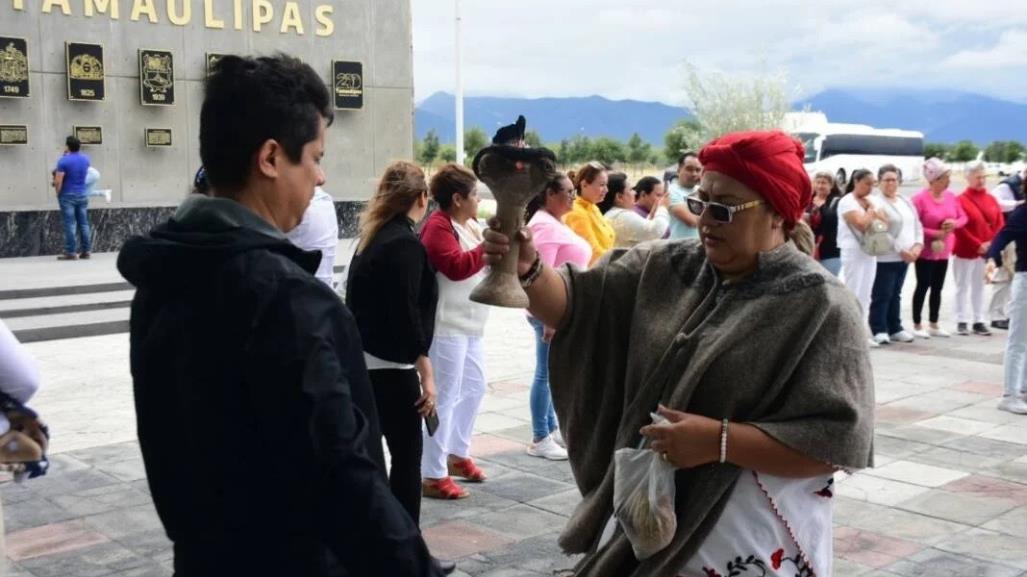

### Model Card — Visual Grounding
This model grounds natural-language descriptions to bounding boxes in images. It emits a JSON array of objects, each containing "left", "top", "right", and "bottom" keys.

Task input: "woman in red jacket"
[
  {"left": 953, "top": 161, "right": 1005, "bottom": 336},
  {"left": 419, "top": 163, "right": 491, "bottom": 500}
]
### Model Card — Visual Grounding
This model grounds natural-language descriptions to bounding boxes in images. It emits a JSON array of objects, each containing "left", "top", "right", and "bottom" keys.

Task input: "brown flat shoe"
[
  {"left": 57, "top": 253, "right": 78, "bottom": 261},
  {"left": 79, "top": 252, "right": 91, "bottom": 259}
]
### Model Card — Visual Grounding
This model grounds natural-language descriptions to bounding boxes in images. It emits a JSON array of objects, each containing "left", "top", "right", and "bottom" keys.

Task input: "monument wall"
[{"left": 0, "top": 0, "right": 414, "bottom": 256}]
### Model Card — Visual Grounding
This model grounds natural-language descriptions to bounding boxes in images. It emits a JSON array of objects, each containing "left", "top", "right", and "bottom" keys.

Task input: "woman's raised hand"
[
  {"left": 483, "top": 218, "right": 538, "bottom": 277},
  {"left": 640, "top": 405, "right": 720, "bottom": 469}
]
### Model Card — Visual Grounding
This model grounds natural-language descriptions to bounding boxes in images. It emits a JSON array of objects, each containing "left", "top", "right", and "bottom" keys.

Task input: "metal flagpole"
[{"left": 454, "top": 0, "right": 465, "bottom": 165}]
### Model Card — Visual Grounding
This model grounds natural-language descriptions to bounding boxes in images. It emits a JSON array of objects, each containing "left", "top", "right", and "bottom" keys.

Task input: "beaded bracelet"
[
  {"left": 519, "top": 253, "right": 544, "bottom": 288},
  {"left": 719, "top": 418, "right": 729, "bottom": 464}
]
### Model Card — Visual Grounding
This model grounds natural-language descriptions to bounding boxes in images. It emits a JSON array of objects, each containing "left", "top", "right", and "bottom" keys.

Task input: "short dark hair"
[
  {"left": 200, "top": 54, "right": 333, "bottom": 193},
  {"left": 677, "top": 150, "right": 698, "bottom": 167},
  {"left": 634, "top": 176, "right": 662, "bottom": 196},
  {"left": 430, "top": 163, "right": 477, "bottom": 210},
  {"left": 66, "top": 135, "right": 81, "bottom": 152},
  {"left": 877, "top": 164, "right": 900, "bottom": 181}
]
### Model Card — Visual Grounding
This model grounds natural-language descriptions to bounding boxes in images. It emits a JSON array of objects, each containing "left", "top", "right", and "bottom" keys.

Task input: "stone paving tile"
[
  {"left": 942, "top": 475, "right": 1027, "bottom": 505},
  {"left": 872, "top": 435, "right": 934, "bottom": 459},
  {"left": 81, "top": 504, "right": 165, "bottom": 540},
  {"left": 525, "top": 489, "right": 581, "bottom": 519},
  {"left": 916, "top": 415, "right": 1002, "bottom": 435},
  {"left": 895, "top": 489, "right": 1018, "bottom": 526},
  {"left": 475, "top": 413, "right": 530, "bottom": 434},
  {"left": 472, "top": 434, "right": 528, "bottom": 459},
  {"left": 884, "top": 546, "right": 1023, "bottom": 577},
  {"left": 834, "top": 556, "right": 876, "bottom": 577},
  {"left": 874, "top": 405, "right": 937, "bottom": 426},
  {"left": 949, "top": 381, "right": 1004, "bottom": 396},
  {"left": 833, "top": 526, "right": 925, "bottom": 569},
  {"left": 933, "top": 527, "right": 1027, "bottom": 569},
  {"left": 875, "top": 424, "right": 970, "bottom": 446},
  {"left": 17, "top": 541, "right": 154, "bottom": 577},
  {"left": 836, "top": 473, "right": 932, "bottom": 506},
  {"left": 841, "top": 506, "right": 973, "bottom": 545},
  {"left": 421, "top": 520, "right": 518, "bottom": 560},
  {"left": 944, "top": 436, "right": 1027, "bottom": 459},
  {"left": 981, "top": 424, "right": 1027, "bottom": 446},
  {"left": 906, "top": 445, "right": 1009, "bottom": 471},
  {"left": 982, "top": 506, "right": 1027, "bottom": 538},
  {"left": 48, "top": 483, "right": 153, "bottom": 518},
  {"left": 864, "top": 460, "right": 970, "bottom": 488},
  {"left": 3, "top": 497, "right": 79, "bottom": 533},
  {"left": 471, "top": 469, "right": 575, "bottom": 504},
  {"left": 473, "top": 504, "right": 568, "bottom": 540},
  {"left": 5, "top": 519, "right": 110, "bottom": 562}
]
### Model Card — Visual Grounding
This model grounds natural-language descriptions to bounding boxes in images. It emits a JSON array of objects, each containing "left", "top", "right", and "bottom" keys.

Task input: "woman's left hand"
[{"left": 639, "top": 405, "right": 721, "bottom": 469}]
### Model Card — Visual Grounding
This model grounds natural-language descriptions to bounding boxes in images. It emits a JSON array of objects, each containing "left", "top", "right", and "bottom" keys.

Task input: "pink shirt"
[
  {"left": 912, "top": 188, "right": 968, "bottom": 261},
  {"left": 528, "top": 209, "right": 591, "bottom": 270}
]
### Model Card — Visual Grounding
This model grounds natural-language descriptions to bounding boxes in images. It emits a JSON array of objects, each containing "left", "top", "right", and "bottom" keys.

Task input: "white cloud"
[
  {"left": 412, "top": 1, "right": 1027, "bottom": 104},
  {"left": 943, "top": 29, "right": 1027, "bottom": 69}
]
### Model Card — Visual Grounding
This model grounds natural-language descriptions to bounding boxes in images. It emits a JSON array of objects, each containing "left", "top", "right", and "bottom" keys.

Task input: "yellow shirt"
[{"left": 563, "top": 197, "right": 615, "bottom": 266}]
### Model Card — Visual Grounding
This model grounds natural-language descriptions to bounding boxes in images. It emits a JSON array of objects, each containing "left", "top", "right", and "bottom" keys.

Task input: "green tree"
[
  {"left": 664, "top": 119, "right": 701, "bottom": 164},
  {"left": 684, "top": 62, "right": 791, "bottom": 142},
  {"left": 463, "top": 128, "right": 488, "bottom": 163},
  {"left": 626, "top": 133, "right": 652, "bottom": 168},
  {"left": 439, "top": 144, "right": 457, "bottom": 163},
  {"left": 524, "top": 130, "right": 543, "bottom": 148},
  {"left": 1006, "top": 141, "right": 1027, "bottom": 163},
  {"left": 947, "top": 140, "right": 979, "bottom": 163},
  {"left": 590, "top": 137, "right": 627, "bottom": 166},
  {"left": 984, "top": 140, "right": 1027, "bottom": 163},
  {"left": 566, "top": 135, "right": 593, "bottom": 166},
  {"left": 418, "top": 130, "right": 440, "bottom": 170},
  {"left": 924, "top": 142, "right": 949, "bottom": 160},
  {"left": 557, "top": 139, "right": 572, "bottom": 166}
]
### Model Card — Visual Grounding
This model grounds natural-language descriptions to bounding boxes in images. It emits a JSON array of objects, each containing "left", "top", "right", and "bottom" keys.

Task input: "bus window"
[
  {"left": 820, "top": 134, "right": 924, "bottom": 160},
  {"left": 794, "top": 132, "right": 820, "bottom": 164}
]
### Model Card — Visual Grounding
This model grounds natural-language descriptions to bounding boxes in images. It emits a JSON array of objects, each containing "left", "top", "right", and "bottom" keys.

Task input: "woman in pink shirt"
[
  {"left": 523, "top": 175, "right": 590, "bottom": 460},
  {"left": 911, "top": 158, "right": 968, "bottom": 338}
]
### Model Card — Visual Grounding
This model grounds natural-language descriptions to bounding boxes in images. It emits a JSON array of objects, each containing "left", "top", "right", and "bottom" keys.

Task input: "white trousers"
[
  {"left": 421, "top": 335, "right": 487, "bottom": 479},
  {"left": 1005, "top": 274, "right": 1027, "bottom": 397},
  {"left": 953, "top": 257, "right": 987, "bottom": 324},
  {"left": 840, "top": 248, "right": 877, "bottom": 323}
]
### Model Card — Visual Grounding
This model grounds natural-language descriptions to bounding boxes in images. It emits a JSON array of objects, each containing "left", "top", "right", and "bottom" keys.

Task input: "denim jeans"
[
  {"left": 527, "top": 316, "right": 559, "bottom": 441},
  {"left": 58, "top": 195, "right": 92, "bottom": 255},
  {"left": 819, "top": 257, "right": 842, "bottom": 277},
  {"left": 1004, "top": 273, "right": 1026, "bottom": 397},
  {"left": 869, "top": 261, "right": 909, "bottom": 335}
]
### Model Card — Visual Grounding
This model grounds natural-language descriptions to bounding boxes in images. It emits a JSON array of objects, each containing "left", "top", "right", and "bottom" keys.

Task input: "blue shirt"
[
  {"left": 56, "top": 152, "right": 91, "bottom": 197},
  {"left": 667, "top": 181, "right": 699, "bottom": 239}
]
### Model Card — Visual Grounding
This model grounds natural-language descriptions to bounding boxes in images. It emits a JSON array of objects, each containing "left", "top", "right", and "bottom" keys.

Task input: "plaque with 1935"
[
  {"left": 0, "top": 36, "right": 30, "bottom": 98},
  {"left": 66, "top": 42, "right": 105, "bottom": 101}
]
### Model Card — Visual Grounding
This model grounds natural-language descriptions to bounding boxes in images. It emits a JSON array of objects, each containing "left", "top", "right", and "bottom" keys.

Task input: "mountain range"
[{"left": 415, "top": 89, "right": 1027, "bottom": 146}]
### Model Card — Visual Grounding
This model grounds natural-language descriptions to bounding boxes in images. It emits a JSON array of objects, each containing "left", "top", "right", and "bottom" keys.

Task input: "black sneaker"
[
  {"left": 991, "top": 320, "right": 1009, "bottom": 330},
  {"left": 79, "top": 252, "right": 91, "bottom": 260},
  {"left": 956, "top": 323, "right": 970, "bottom": 336},
  {"left": 972, "top": 322, "right": 992, "bottom": 336}
]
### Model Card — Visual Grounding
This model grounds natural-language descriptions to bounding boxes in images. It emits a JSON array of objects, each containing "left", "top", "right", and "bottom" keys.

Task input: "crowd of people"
[{"left": 0, "top": 52, "right": 1023, "bottom": 577}]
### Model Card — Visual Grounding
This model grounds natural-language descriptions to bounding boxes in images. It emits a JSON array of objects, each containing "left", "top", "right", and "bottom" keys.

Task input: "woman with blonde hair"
[
  {"left": 563, "top": 161, "right": 614, "bottom": 265},
  {"left": 953, "top": 160, "right": 1005, "bottom": 336},
  {"left": 346, "top": 160, "right": 439, "bottom": 531}
]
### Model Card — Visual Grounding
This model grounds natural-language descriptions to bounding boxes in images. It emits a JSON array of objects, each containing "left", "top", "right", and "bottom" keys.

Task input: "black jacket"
[
  {"left": 989, "top": 203, "right": 1027, "bottom": 273},
  {"left": 346, "top": 215, "right": 438, "bottom": 363},
  {"left": 118, "top": 196, "right": 440, "bottom": 577}
]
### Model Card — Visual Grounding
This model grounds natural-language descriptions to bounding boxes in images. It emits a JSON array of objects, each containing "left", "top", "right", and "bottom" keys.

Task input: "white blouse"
[{"left": 606, "top": 206, "right": 670, "bottom": 248}]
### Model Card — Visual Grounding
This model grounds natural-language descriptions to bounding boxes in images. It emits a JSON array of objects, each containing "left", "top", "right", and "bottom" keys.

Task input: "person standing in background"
[
  {"left": 563, "top": 162, "right": 613, "bottom": 266},
  {"left": 989, "top": 203, "right": 1027, "bottom": 414},
  {"left": 911, "top": 158, "right": 967, "bottom": 339},
  {"left": 666, "top": 151, "right": 703, "bottom": 240},
  {"left": 987, "top": 167, "right": 1024, "bottom": 330},
  {"left": 953, "top": 161, "right": 1004, "bottom": 336},
  {"left": 837, "top": 168, "right": 886, "bottom": 347},
  {"left": 52, "top": 136, "right": 92, "bottom": 260},
  {"left": 806, "top": 171, "right": 845, "bottom": 276},
  {"left": 287, "top": 186, "right": 339, "bottom": 288},
  {"left": 598, "top": 172, "right": 669, "bottom": 248}
]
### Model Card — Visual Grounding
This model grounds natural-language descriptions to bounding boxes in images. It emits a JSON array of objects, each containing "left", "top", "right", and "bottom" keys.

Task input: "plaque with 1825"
[
  {"left": 139, "top": 49, "right": 175, "bottom": 106},
  {"left": 66, "top": 42, "right": 105, "bottom": 101},
  {"left": 0, "top": 36, "right": 30, "bottom": 98}
]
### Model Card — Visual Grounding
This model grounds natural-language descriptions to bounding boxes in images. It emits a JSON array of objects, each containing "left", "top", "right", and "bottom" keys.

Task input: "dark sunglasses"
[{"left": 686, "top": 197, "right": 764, "bottom": 224}]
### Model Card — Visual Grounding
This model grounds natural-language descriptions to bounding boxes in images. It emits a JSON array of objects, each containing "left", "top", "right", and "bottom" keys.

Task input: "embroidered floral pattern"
[
  {"left": 703, "top": 548, "right": 815, "bottom": 577},
  {"left": 769, "top": 548, "right": 814, "bottom": 576},
  {"left": 813, "top": 478, "right": 833, "bottom": 498}
]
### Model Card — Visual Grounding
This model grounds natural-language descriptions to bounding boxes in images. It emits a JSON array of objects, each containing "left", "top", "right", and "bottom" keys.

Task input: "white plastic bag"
[{"left": 612, "top": 414, "right": 678, "bottom": 560}]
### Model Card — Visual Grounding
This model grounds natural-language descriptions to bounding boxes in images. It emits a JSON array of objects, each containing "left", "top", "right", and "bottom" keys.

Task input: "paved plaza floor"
[{"left": 1, "top": 248, "right": 1025, "bottom": 577}]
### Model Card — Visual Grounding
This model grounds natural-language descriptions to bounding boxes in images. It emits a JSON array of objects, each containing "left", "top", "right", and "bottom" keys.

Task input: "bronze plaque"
[
  {"left": 139, "top": 49, "right": 174, "bottom": 106},
  {"left": 73, "top": 125, "right": 102, "bottom": 145},
  {"left": 145, "top": 128, "right": 172, "bottom": 147},
  {"left": 0, "top": 37, "right": 29, "bottom": 98},
  {"left": 0, "top": 125, "right": 28, "bottom": 145},
  {"left": 66, "top": 42, "right": 105, "bottom": 101},
  {"left": 332, "top": 61, "right": 363, "bottom": 110},
  {"left": 206, "top": 53, "right": 228, "bottom": 77}
]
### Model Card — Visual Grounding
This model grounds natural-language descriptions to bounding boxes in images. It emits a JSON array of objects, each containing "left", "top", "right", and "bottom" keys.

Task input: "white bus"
[{"left": 785, "top": 115, "right": 925, "bottom": 186}]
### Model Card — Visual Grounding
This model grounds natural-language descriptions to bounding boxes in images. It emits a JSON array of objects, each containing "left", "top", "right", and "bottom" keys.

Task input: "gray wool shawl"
[{"left": 548, "top": 239, "right": 875, "bottom": 577}]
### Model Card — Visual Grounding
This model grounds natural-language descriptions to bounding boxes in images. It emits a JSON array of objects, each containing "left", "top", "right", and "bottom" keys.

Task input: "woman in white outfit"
[
  {"left": 419, "top": 164, "right": 491, "bottom": 499},
  {"left": 599, "top": 172, "right": 670, "bottom": 248},
  {"left": 838, "top": 168, "right": 889, "bottom": 347}
]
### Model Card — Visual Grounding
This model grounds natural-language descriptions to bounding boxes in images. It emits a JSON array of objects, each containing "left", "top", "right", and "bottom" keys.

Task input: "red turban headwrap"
[{"left": 698, "top": 130, "right": 812, "bottom": 228}]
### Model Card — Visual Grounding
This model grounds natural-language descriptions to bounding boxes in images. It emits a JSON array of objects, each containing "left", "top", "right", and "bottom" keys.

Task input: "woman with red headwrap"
[{"left": 483, "top": 130, "right": 873, "bottom": 577}]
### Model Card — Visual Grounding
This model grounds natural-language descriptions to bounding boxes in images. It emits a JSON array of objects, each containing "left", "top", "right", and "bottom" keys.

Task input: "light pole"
[{"left": 454, "top": 0, "right": 465, "bottom": 165}]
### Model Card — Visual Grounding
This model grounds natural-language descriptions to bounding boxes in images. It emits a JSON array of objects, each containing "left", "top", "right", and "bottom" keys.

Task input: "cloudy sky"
[{"left": 411, "top": 0, "right": 1027, "bottom": 106}]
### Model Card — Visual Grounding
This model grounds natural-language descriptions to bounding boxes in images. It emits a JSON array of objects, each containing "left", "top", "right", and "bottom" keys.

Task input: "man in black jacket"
[{"left": 118, "top": 54, "right": 442, "bottom": 577}]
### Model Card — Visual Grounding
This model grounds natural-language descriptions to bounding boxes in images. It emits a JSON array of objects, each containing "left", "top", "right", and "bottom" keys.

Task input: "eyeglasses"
[{"left": 686, "top": 197, "right": 764, "bottom": 223}]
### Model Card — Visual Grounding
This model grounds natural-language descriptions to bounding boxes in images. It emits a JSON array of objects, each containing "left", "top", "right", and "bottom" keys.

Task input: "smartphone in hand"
[{"left": 424, "top": 412, "right": 439, "bottom": 437}]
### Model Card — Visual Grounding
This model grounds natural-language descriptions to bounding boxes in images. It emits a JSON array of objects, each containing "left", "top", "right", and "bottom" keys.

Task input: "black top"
[
  {"left": 118, "top": 196, "right": 440, "bottom": 577},
  {"left": 808, "top": 194, "right": 842, "bottom": 261},
  {"left": 346, "top": 214, "right": 438, "bottom": 364},
  {"left": 989, "top": 203, "right": 1027, "bottom": 273}
]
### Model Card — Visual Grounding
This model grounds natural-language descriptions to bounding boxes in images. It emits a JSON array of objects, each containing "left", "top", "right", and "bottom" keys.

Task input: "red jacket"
[
  {"left": 419, "top": 209, "right": 485, "bottom": 281},
  {"left": 954, "top": 188, "right": 1004, "bottom": 259}
]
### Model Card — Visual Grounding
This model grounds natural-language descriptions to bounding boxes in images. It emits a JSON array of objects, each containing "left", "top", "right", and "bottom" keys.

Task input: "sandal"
[
  {"left": 447, "top": 457, "right": 487, "bottom": 482},
  {"left": 422, "top": 477, "right": 469, "bottom": 500}
]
